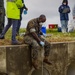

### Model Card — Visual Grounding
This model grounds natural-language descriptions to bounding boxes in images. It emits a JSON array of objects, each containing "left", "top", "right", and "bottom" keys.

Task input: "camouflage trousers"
[{"left": 23, "top": 35, "right": 50, "bottom": 60}]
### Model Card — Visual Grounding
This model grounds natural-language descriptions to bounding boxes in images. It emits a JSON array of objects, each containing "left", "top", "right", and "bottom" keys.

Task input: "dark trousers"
[
  {"left": 16, "top": 19, "right": 21, "bottom": 34},
  {"left": 16, "top": 8, "right": 23, "bottom": 34},
  {"left": 1, "top": 18, "right": 18, "bottom": 42}
]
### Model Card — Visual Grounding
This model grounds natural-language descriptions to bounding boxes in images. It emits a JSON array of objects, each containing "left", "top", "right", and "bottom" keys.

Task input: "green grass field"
[{"left": 0, "top": 28, "right": 75, "bottom": 45}]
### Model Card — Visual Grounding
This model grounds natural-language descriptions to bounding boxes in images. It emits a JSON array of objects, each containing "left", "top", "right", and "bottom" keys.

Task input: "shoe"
[
  {"left": 32, "top": 60, "right": 39, "bottom": 69},
  {"left": 11, "top": 41, "right": 21, "bottom": 45},
  {"left": 0, "top": 34, "right": 5, "bottom": 39},
  {"left": 43, "top": 58, "right": 52, "bottom": 65}
]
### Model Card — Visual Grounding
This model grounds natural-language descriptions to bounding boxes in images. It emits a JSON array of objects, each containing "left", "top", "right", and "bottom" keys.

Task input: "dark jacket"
[{"left": 58, "top": 4, "right": 70, "bottom": 20}]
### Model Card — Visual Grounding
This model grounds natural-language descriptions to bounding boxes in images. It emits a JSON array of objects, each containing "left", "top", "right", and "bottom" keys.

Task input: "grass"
[
  {"left": 0, "top": 28, "right": 75, "bottom": 45},
  {"left": 46, "top": 29, "right": 75, "bottom": 42}
]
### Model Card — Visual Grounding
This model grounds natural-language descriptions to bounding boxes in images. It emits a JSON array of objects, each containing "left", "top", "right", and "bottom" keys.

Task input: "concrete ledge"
[{"left": 0, "top": 42, "right": 75, "bottom": 75}]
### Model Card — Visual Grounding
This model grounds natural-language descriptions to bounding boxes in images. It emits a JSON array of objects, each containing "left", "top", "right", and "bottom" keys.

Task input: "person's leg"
[
  {"left": 16, "top": 20, "right": 21, "bottom": 35},
  {"left": 1, "top": 18, "right": 12, "bottom": 35},
  {"left": 16, "top": 12, "right": 22, "bottom": 35},
  {"left": 31, "top": 40, "right": 41, "bottom": 69},
  {"left": 43, "top": 40, "right": 52, "bottom": 65},
  {"left": 65, "top": 20, "right": 68, "bottom": 32},
  {"left": 11, "top": 19, "right": 20, "bottom": 44},
  {"left": 0, "top": 18, "right": 12, "bottom": 39},
  {"left": 61, "top": 20, "right": 66, "bottom": 33},
  {"left": 24, "top": 36, "right": 40, "bottom": 69},
  {"left": 40, "top": 37, "right": 52, "bottom": 65}
]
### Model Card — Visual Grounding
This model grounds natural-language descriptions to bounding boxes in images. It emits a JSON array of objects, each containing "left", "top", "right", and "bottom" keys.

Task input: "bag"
[{"left": 68, "top": 19, "right": 75, "bottom": 32}]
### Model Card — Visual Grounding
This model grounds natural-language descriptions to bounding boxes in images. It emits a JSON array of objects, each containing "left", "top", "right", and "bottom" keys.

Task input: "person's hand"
[
  {"left": 25, "top": 7, "right": 28, "bottom": 11},
  {"left": 43, "top": 33, "right": 46, "bottom": 37},
  {"left": 40, "top": 41, "right": 45, "bottom": 47}
]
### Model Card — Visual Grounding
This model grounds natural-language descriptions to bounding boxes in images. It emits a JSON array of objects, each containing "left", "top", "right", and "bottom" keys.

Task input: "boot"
[
  {"left": 32, "top": 59, "right": 39, "bottom": 69},
  {"left": 43, "top": 56, "right": 52, "bottom": 65},
  {"left": 0, "top": 34, "right": 5, "bottom": 39}
]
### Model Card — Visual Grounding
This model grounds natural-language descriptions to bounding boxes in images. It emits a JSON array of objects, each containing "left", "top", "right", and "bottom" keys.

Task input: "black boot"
[{"left": 0, "top": 34, "right": 5, "bottom": 39}]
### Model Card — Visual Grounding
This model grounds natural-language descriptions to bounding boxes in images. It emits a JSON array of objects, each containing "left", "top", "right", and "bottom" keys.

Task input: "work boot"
[
  {"left": 0, "top": 34, "right": 5, "bottom": 39},
  {"left": 32, "top": 59, "right": 39, "bottom": 69},
  {"left": 43, "top": 57, "right": 52, "bottom": 65}
]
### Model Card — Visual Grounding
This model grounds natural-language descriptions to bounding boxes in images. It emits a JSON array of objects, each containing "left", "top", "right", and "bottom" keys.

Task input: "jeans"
[
  {"left": 61, "top": 20, "right": 68, "bottom": 33},
  {"left": 1, "top": 18, "right": 18, "bottom": 42},
  {"left": 16, "top": 19, "right": 21, "bottom": 34},
  {"left": 16, "top": 9, "right": 23, "bottom": 34}
]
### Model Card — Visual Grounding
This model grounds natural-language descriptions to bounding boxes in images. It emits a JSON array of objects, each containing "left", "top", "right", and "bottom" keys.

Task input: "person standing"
[
  {"left": 23, "top": 14, "right": 52, "bottom": 69},
  {"left": 0, "top": 0, "right": 5, "bottom": 34},
  {"left": 16, "top": 0, "right": 28, "bottom": 36},
  {"left": 0, "top": 0, "right": 25, "bottom": 45},
  {"left": 58, "top": 0, "right": 71, "bottom": 33},
  {"left": 72, "top": 4, "right": 75, "bottom": 19}
]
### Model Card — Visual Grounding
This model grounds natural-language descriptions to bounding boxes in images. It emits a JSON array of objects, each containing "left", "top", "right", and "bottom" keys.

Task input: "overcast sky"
[{"left": 4, "top": 0, "right": 75, "bottom": 28}]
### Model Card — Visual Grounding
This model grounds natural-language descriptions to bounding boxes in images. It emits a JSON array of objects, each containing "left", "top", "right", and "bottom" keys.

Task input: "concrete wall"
[{"left": 0, "top": 42, "right": 75, "bottom": 75}]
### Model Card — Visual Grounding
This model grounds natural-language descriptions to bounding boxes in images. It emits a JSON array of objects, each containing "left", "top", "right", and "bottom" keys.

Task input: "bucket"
[{"left": 41, "top": 27, "right": 46, "bottom": 34}]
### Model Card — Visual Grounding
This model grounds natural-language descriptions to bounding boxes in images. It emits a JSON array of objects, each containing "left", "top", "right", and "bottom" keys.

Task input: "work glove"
[
  {"left": 40, "top": 41, "right": 45, "bottom": 47},
  {"left": 43, "top": 33, "right": 46, "bottom": 37}
]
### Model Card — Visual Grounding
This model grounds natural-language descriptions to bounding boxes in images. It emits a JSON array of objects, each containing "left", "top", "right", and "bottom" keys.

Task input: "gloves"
[
  {"left": 43, "top": 33, "right": 46, "bottom": 37},
  {"left": 40, "top": 41, "right": 45, "bottom": 47}
]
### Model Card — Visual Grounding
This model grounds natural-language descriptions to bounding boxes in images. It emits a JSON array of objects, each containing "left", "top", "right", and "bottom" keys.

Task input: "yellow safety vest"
[{"left": 6, "top": 0, "right": 24, "bottom": 19}]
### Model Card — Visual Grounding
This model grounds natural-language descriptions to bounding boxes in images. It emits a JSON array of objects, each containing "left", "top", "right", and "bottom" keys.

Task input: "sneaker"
[
  {"left": 43, "top": 58, "right": 52, "bottom": 65},
  {"left": 0, "top": 34, "right": 5, "bottom": 39}
]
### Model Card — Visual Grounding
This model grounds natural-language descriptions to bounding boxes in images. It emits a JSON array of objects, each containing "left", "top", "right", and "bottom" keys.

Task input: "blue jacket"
[{"left": 58, "top": 4, "right": 70, "bottom": 20}]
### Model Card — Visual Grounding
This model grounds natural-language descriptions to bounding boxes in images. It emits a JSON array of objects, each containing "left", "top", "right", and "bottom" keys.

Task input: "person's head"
[
  {"left": 38, "top": 14, "right": 46, "bottom": 25},
  {"left": 62, "top": 0, "right": 68, "bottom": 5}
]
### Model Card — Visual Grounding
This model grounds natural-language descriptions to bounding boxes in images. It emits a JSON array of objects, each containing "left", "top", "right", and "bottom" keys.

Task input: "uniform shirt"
[{"left": 25, "top": 18, "right": 42, "bottom": 37}]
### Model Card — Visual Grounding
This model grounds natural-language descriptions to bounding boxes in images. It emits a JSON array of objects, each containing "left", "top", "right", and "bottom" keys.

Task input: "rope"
[{"left": 41, "top": 39, "right": 45, "bottom": 75}]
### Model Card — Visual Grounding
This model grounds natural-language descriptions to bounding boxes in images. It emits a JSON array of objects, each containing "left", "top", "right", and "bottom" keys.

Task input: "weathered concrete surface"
[
  {"left": 0, "top": 47, "right": 6, "bottom": 73},
  {"left": 0, "top": 42, "right": 75, "bottom": 75}
]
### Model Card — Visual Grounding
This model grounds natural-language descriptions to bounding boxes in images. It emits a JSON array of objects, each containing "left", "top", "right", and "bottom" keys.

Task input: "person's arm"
[
  {"left": 59, "top": 6, "right": 64, "bottom": 13},
  {"left": 67, "top": 6, "right": 71, "bottom": 13},
  {"left": 31, "top": 31, "right": 41, "bottom": 43},
  {"left": 15, "top": 0, "right": 24, "bottom": 8},
  {"left": 23, "top": 4, "right": 28, "bottom": 11},
  {"left": 28, "top": 21, "right": 41, "bottom": 43}
]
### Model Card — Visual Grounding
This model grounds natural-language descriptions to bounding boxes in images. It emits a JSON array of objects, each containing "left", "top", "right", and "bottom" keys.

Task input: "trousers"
[
  {"left": 1, "top": 18, "right": 18, "bottom": 42},
  {"left": 24, "top": 35, "right": 50, "bottom": 60}
]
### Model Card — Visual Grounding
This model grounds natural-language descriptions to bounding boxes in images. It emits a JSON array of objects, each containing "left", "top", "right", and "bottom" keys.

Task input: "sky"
[{"left": 4, "top": 0, "right": 75, "bottom": 28}]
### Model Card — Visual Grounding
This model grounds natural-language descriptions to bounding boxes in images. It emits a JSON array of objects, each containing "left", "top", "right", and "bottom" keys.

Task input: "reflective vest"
[{"left": 6, "top": 0, "right": 24, "bottom": 19}]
